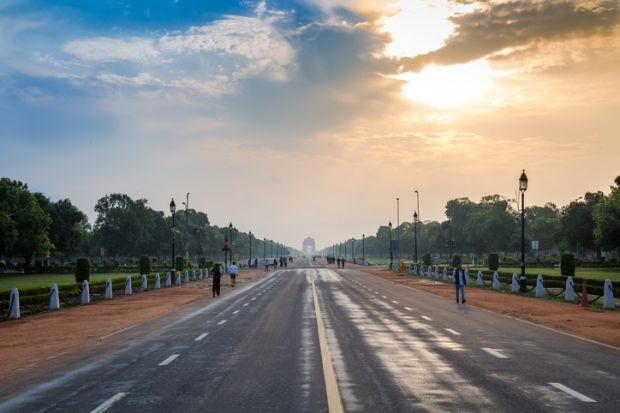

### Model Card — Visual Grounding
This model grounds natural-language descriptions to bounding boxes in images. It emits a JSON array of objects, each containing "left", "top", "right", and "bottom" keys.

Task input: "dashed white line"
[
  {"left": 482, "top": 348, "right": 508, "bottom": 359},
  {"left": 445, "top": 328, "right": 461, "bottom": 336},
  {"left": 549, "top": 383, "right": 596, "bottom": 403},
  {"left": 421, "top": 315, "right": 432, "bottom": 321},
  {"left": 243, "top": 303, "right": 249, "bottom": 306},
  {"left": 404, "top": 307, "right": 413, "bottom": 311},
  {"left": 233, "top": 310, "right": 240, "bottom": 315},
  {"left": 251, "top": 297, "right": 257, "bottom": 301},
  {"left": 382, "top": 295, "right": 388, "bottom": 299},
  {"left": 391, "top": 300, "right": 399, "bottom": 304},
  {"left": 195, "top": 333, "right": 208, "bottom": 341},
  {"left": 374, "top": 291, "right": 379, "bottom": 294},
  {"left": 217, "top": 319, "right": 228, "bottom": 325},
  {"left": 90, "top": 392, "right": 127, "bottom": 413},
  {"left": 159, "top": 354, "right": 180, "bottom": 366}
]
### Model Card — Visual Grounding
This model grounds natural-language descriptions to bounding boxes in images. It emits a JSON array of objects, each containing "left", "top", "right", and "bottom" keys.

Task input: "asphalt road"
[{"left": 1, "top": 258, "right": 618, "bottom": 412}]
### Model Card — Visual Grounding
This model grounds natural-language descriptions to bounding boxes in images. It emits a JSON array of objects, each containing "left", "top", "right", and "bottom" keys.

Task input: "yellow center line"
[{"left": 311, "top": 275, "right": 344, "bottom": 413}]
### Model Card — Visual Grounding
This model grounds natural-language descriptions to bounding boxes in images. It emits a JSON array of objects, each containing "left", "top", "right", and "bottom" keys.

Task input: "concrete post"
[
  {"left": 184, "top": 270, "right": 189, "bottom": 284},
  {"left": 175, "top": 271, "right": 181, "bottom": 285},
  {"left": 165, "top": 272, "right": 171, "bottom": 287},
  {"left": 125, "top": 276, "right": 132, "bottom": 295},
  {"left": 9, "top": 288, "right": 20, "bottom": 319},
  {"left": 105, "top": 277, "right": 113, "bottom": 299},
  {"left": 511, "top": 273, "right": 519, "bottom": 293},
  {"left": 465, "top": 269, "right": 471, "bottom": 284},
  {"left": 442, "top": 267, "right": 448, "bottom": 281},
  {"left": 492, "top": 272, "right": 500, "bottom": 289},
  {"left": 477, "top": 271, "right": 483, "bottom": 286},
  {"left": 564, "top": 276, "right": 574, "bottom": 301},
  {"left": 50, "top": 283, "right": 60, "bottom": 310},
  {"left": 154, "top": 273, "right": 161, "bottom": 289},
  {"left": 535, "top": 274, "right": 544, "bottom": 297},
  {"left": 81, "top": 280, "right": 90, "bottom": 304},
  {"left": 603, "top": 279, "right": 614, "bottom": 309},
  {"left": 141, "top": 274, "right": 147, "bottom": 291}
]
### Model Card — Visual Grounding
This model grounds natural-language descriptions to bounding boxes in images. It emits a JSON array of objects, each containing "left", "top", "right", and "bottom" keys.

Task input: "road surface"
[{"left": 1, "top": 258, "right": 618, "bottom": 412}]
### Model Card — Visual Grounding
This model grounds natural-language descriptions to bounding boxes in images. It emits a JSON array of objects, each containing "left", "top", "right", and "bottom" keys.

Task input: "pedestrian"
[
  {"left": 229, "top": 261, "right": 238, "bottom": 287},
  {"left": 337, "top": 257, "right": 341, "bottom": 268},
  {"left": 211, "top": 263, "right": 222, "bottom": 297},
  {"left": 453, "top": 263, "right": 467, "bottom": 304},
  {"left": 254, "top": 258, "right": 258, "bottom": 269},
  {"left": 341, "top": 258, "right": 345, "bottom": 268}
]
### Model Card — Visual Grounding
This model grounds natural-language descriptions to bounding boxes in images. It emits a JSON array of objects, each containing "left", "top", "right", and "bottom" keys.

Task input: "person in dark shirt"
[{"left": 211, "top": 263, "right": 222, "bottom": 297}]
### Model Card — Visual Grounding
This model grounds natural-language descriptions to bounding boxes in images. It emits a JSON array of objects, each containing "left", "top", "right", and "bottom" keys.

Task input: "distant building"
[{"left": 302, "top": 237, "right": 316, "bottom": 255}]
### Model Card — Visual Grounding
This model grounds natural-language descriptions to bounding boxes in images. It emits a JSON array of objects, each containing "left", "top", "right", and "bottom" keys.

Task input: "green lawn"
[
  {"left": 474, "top": 267, "right": 620, "bottom": 282},
  {"left": 0, "top": 273, "right": 140, "bottom": 293}
]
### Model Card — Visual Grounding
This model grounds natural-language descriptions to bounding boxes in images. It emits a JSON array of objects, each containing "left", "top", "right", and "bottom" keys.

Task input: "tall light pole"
[
  {"left": 182, "top": 192, "right": 189, "bottom": 260},
  {"left": 229, "top": 222, "right": 233, "bottom": 270},
  {"left": 362, "top": 234, "right": 365, "bottom": 264},
  {"left": 413, "top": 211, "right": 418, "bottom": 264},
  {"left": 388, "top": 221, "right": 393, "bottom": 270},
  {"left": 270, "top": 239, "right": 273, "bottom": 256},
  {"left": 519, "top": 170, "right": 528, "bottom": 292},
  {"left": 397, "top": 197, "right": 400, "bottom": 262},
  {"left": 351, "top": 238, "right": 355, "bottom": 263},
  {"left": 249, "top": 230, "right": 253, "bottom": 267},
  {"left": 414, "top": 189, "right": 419, "bottom": 263},
  {"left": 170, "top": 198, "right": 176, "bottom": 272},
  {"left": 263, "top": 237, "right": 266, "bottom": 260}
]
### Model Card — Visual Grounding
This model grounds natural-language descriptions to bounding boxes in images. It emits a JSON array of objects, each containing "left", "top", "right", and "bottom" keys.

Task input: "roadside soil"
[
  {"left": 0, "top": 269, "right": 266, "bottom": 384},
  {"left": 359, "top": 266, "right": 620, "bottom": 348}
]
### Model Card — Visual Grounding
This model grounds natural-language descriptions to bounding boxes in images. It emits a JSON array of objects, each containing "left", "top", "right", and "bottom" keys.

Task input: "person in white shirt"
[
  {"left": 228, "top": 262, "right": 238, "bottom": 287},
  {"left": 452, "top": 262, "right": 467, "bottom": 304}
]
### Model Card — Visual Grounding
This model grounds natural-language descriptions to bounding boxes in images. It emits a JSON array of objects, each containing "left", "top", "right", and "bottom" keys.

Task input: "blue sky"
[{"left": 1, "top": 0, "right": 619, "bottom": 248}]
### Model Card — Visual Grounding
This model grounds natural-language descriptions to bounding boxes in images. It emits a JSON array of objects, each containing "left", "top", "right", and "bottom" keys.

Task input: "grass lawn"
[
  {"left": 475, "top": 267, "right": 620, "bottom": 282},
  {"left": 0, "top": 273, "right": 139, "bottom": 293}
]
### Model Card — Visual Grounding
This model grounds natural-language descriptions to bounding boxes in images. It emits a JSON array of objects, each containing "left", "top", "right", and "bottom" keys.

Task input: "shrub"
[
  {"left": 175, "top": 256, "right": 185, "bottom": 271},
  {"left": 75, "top": 258, "right": 90, "bottom": 284},
  {"left": 423, "top": 253, "right": 431, "bottom": 266},
  {"left": 560, "top": 254, "right": 575, "bottom": 277},
  {"left": 199, "top": 257, "right": 207, "bottom": 268},
  {"left": 451, "top": 255, "right": 462, "bottom": 268},
  {"left": 488, "top": 253, "right": 499, "bottom": 271},
  {"left": 139, "top": 255, "right": 151, "bottom": 275}
]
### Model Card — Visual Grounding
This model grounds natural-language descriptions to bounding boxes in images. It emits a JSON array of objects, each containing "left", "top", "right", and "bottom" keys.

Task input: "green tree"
[
  {"left": 594, "top": 176, "right": 620, "bottom": 252},
  {"left": 35, "top": 194, "right": 88, "bottom": 257},
  {"left": 560, "top": 192, "right": 603, "bottom": 256}
]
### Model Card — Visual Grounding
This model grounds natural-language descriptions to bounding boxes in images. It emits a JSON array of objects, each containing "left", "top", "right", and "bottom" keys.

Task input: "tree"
[
  {"left": 559, "top": 191, "right": 603, "bottom": 256},
  {"left": 594, "top": 176, "right": 620, "bottom": 252},
  {"left": 526, "top": 203, "right": 560, "bottom": 252},
  {"left": 35, "top": 194, "right": 88, "bottom": 257}
]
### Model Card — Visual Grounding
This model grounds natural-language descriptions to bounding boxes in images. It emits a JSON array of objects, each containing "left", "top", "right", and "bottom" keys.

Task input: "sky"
[{"left": 1, "top": 0, "right": 619, "bottom": 250}]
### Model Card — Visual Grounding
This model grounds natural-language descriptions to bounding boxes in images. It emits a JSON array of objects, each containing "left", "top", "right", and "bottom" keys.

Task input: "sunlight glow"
[{"left": 396, "top": 60, "right": 495, "bottom": 108}]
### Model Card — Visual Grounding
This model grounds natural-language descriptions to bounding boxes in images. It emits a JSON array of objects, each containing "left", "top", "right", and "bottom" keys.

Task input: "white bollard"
[
  {"left": 166, "top": 272, "right": 171, "bottom": 287},
  {"left": 105, "top": 277, "right": 113, "bottom": 299},
  {"left": 141, "top": 274, "right": 148, "bottom": 291},
  {"left": 477, "top": 271, "right": 483, "bottom": 286},
  {"left": 192, "top": 270, "right": 196, "bottom": 281},
  {"left": 603, "top": 279, "right": 615, "bottom": 309},
  {"left": 492, "top": 272, "right": 500, "bottom": 290},
  {"left": 536, "top": 274, "right": 544, "bottom": 297},
  {"left": 565, "top": 276, "right": 575, "bottom": 301},
  {"left": 413, "top": 264, "right": 417, "bottom": 275},
  {"left": 50, "top": 283, "right": 60, "bottom": 310},
  {"left": 426, "top": 266, "right": 431, "bottom": 277},
  {"left": 125, "top": 276, "right": 132, "bottom": 295},
  {"left": 511, "top": 273, "right": 519, "bottom": 293},
  {"left": 442, "top": 267, "right": 448, "bottom": 281},
  {"left": 175, "top": 271, "right": 181, "bottom": 285},
  {"left": 154, "top": 273, "right": 161, "bottom": 289},
  {"left": 81, "top": 280, "right": 90, "bottom": 305},
  {"left": 9, "top": 288, "right": 20, "bottom": 319},
  {"left": 183, "top": 271, "right": 189, "bottom": 284},
  {"left": 434, "top": 266, "right": 439, "bottom": 280},
  {"left": 465, "top": 269, "right": 471, "bottom": 284}
]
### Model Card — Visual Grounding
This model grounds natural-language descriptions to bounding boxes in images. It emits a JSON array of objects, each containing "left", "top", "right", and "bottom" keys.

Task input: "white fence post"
[
  {"left": 511, "top": 273, "right": 519, "bottom": 293},
  {"left": 175, "top": 271, "right": 181, "bottom": 285},
  {"left": 141, "top": 274, "right": 148, "bottom": 291},
  {"left": 492, "top": 272, "right": 500, "bottom": 289},
  {"left": 477, "top": 271, "right": 483, "bottom": 286},
  {"left": 105, "top": 277, "right": 113, "bottom": 299},
  {"left": 50, "top": 283, "right": 60, "bottom": 311},
  {"left": 125, "top": 276, "right": 132, "bottom": 295},
  {"left": 465, "top": 269, "right": 471, "bottom": 284},
  {"left": 192, "top": 270, "right": 197, "bottom": 281},
  {"left": 434, "top": 266, "right": 439, "bottom": 280},
  {"left": 9, "top": 288, "right": 20, "bottom": 319},
  {"left": 603, "top": 279, "right": 615, "bottom": 309},
  {"left": 442, "top": 267, "right": 448, "bottom": 281},
  {"left": 154, "top": 273, "right": 161, "bottom": 289},
  {"left": 81, "top": 280, "right": 90, "bottom": 305},
  {"left": 535, "top": 274, "right": 544, "bottom": 297},
  {"left": 565, "top": 276, "right": 574, "bottom": 301},
  {"left": 165, "top": 272, "right": 171, "bottom": 287},
  {"left": 184, "top": 271, "right": 189, "bottom": 284}
]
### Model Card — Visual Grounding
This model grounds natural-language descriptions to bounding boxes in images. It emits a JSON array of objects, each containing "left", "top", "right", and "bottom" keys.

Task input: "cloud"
[
  {"left": 63, "top": 37, "right": 163, "bottom": 64},
  {"left": 399, "top": 0, "right": 619, "bottom": 71}
]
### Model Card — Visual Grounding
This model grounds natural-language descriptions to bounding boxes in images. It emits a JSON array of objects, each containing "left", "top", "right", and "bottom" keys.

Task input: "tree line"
[
  {"left": 0, "top": 178, "right": 291, "bottom": 270},
  {"left": 323, "top": 176, "right": 620, "bottom": 264}
]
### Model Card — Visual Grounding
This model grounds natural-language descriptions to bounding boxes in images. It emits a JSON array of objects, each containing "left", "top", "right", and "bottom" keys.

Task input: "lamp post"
[
  {"left": 388, "top": 221, "right": 393, "bottom": 270},
  {"left": 362, "top": 234, "right": 365, "bottom": 264},
  {"left": 249, "top": 230, "right": 253, "bottom": 267},
  {"left": 519, "top": 169, "right": 528, "bottom": 292},
  {"left": 263, "top": 238, "right": 266, "bottom": 260},
  {"left": 397, "top": 197, "right": 400, "bottom": 262},
  {"left": 229, "top": 222, "right": 233, "bottom": 271},
  {"left": 270, "top": 239, "right": 273, "bottom": 256},
  {"left": 170, "top": 198, "right": 176, "bottom": 272},
  {"left": 413, "top": 211, "right": 418, "bottom": 264},
  {"left": 182, "top": 192, "right": 189, "bottom": 260},
  {"left": 351, "top": 238, "right": 355, "bottom": 263}
]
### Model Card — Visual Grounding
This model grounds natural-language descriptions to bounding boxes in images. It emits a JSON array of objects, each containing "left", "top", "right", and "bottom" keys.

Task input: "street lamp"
[
  {"left": 170, "top": 198, "right": 176, "bottom": 272},
  {"left": 388, "top": 221, "right": 393, "bottom": 270},
  {"left": 351, "top": 238, "right": 355, "bottom": 263},
  {"left": 413, "top": 211, "right": 418, "bottom": 264},
  {"left": 263, "top": 237, "right": 266, "bottom": 260},
  {"left": 182, "top": 192, "right": 189, "bottom": 260},
  {"left": 362, "top": 234, "right": 365, "bottom": 264},
  {"left": 270, "top": 239, "right": 273, "bottom": 256},
  {"left": 397, "top": 197, "right": 400, "bottom": 262},
  {"left": 249, "top": 230, "right": 253, "bottom": 267},
  {"left": 519, "top": 169, "right": 528, "bottom": 292}
]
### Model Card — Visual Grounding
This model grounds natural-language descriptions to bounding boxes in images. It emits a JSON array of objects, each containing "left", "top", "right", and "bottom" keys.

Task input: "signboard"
[{"left": 531, "top": 240, "right": 539, "bottom": 250}]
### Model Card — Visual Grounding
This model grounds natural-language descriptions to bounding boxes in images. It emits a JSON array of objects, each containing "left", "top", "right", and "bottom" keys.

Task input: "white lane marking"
[
  {"left": 258, "top": 293, "right": 262, "bottom": 296},
  {"left": 195, "top": 333, "right": 208, "bottom": 341},
  {"left": 159, "top": 354, "right": 180, "bottom": 366},
  {"left": 404, "top": 307, "right": 413, "bottom": 311},
  {"left": 482, "top": 348, "right": 508, "bottom": 359},
  {"left": 549, "top": 383, "right": 596, "bottom": 402},
  {"left": 251, "top": 297, "right": 257, "bottom": 301},
  {"left": 233, "top": 310, "right": 240, "bottom": 315},
  {"left": 90, "top": 392, "right": 127, "bottom": 413},
  {"left": 445, "top": 328, "right": 461, "bottom": 336},
  {"left": 243, "top": 303, "right": 249, "bottom": 306},
  {"left": 421, "top": 315, "right": 432, "bottom": 321},
  {"left": 217, "top": 319, "right": 228, "bottom": 325},
  {"left": 391, "top": 300, "right": 399, "bottom": 304},
  {"left": 382, "top": 295, "right": 388, "bottom": 299},
  {"left": 99, "top": 323, "right": 141, "bottom": 340}
]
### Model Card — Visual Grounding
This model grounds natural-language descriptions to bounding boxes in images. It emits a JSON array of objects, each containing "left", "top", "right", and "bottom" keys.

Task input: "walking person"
[
  {"left": 341, "top": 258, "right": 345, "bottom": 268},
  {"left": 453, "top": 262, "right": 467, "bottom": 304},
  {"left": 229, "top": 261, "right": 238, "bottom": 287},
  {"left": 211, "top": 263, "right": 222, "bottom": 297}
]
